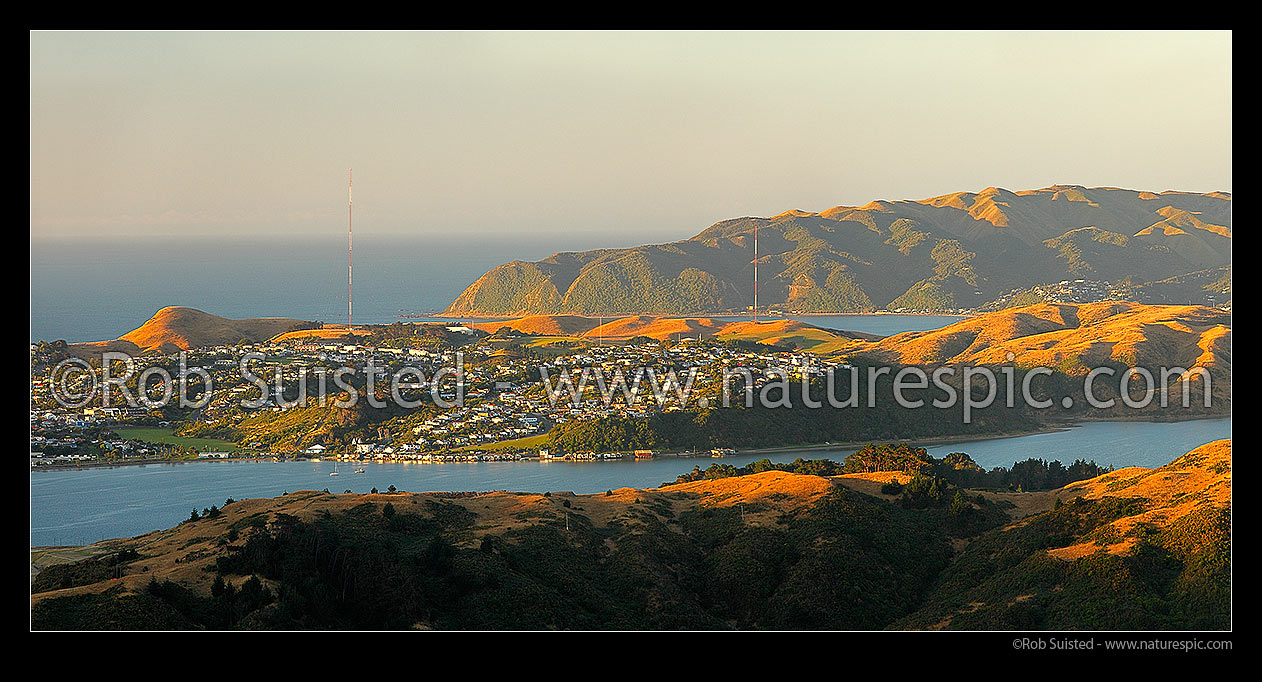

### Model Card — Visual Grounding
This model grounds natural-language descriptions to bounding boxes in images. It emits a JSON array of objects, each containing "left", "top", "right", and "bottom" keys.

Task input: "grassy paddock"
[
  {"left": 453, "top": 433, "right": 549, "bottom": 453},
  {"left": 111, "top": 427, "right": 239, "bottom": 452}
]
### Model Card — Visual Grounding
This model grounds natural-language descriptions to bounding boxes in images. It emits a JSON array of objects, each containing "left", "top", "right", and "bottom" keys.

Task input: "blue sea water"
[
  {"left": 29, "top": 234, "right": 965, "bottom": 343},
  {"left": 30, "top": 234, "right": 610, "bottom": 343}
]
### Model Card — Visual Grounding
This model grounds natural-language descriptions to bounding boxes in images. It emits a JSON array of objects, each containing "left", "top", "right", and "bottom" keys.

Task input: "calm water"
[{"left": 30, "top": 418, "right": 1230, "bottom": 547}]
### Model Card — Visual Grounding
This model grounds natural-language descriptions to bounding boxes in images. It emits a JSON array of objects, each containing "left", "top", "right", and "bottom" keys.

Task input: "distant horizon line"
[{"left": 29, "top": 230, "right": 687, "bottom": 243}]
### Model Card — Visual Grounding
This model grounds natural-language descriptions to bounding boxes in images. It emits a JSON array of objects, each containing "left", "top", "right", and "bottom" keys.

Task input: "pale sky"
[{"left": 30, "top": 30, "right": 1232, "bottom": 241}]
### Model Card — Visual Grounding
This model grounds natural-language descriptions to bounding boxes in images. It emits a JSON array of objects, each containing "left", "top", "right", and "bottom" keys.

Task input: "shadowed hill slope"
[{"left": 444, "top": 185, "right": 1231, "bottom": 316}]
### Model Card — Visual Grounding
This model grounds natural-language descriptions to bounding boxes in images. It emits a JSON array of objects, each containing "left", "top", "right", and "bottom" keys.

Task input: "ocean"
[
  {"left": 31, "top": 233, "right": 632, "bottom": 343},
  {"left": 29, "top": 234, "right": 964, "bottom": 343}
]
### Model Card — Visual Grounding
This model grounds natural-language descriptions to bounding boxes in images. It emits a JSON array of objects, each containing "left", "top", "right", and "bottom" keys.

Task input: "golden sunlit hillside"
[
  {"left": 473, "top": 314, "right": 878, "bottom": 352},
  {"left": 580, "top": 315, "right": 728, "bottom": 340},
  {"left": 898, "top": 439, "right": 1231, "bottom": 630},
  {"left": 851, "top": 301, "right": 1230, "bottom": 377},
  {"left": 67, "top": 307, "right": 313, "bottom": 356},
  {"left": 469, "top": 315, "right": 602, "bottom": 337},
  {"left": 716, "top": 319, "right": 878, "bottom": 352},
  {"left": 268, "top": 326, "right": 364, "bottom": 344},
  {"left": 1046, "top": 439, "right": 1231, "bottom": 560}
]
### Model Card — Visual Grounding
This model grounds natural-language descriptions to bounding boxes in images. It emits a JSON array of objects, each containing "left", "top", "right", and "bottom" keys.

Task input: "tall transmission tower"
[
  {"left": 348, "top": 168, "right": 353, "bottom": 332},
  {"left": 753, "top": 221, "right": 758, "bottom": 323}
]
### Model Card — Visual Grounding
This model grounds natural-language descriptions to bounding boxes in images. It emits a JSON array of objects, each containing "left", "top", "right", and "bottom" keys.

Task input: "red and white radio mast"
[{"left": 348, "top": 168, "right": 353, "bottom": 332}]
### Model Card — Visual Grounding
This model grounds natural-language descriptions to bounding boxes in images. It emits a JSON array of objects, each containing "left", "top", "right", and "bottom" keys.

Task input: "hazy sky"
[{"left": 30, "top": 30, "right": 1232, "bottom": 242}]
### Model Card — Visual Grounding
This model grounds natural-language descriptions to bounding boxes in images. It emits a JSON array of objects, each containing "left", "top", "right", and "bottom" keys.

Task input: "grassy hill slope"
[
  {"left": 68, "top": 307, "right": 313, "bottom": 356},
  {"left": 32, "top": 441, "right": 1230, "bottom": 630},
  {"left": 855, "top": 301, "right": 1229, "bottom": 371},
  {"left": 444, "top": 186, "right": 1231, "bottom": 316},
  {"left": 896, "top": 439, "right": 1230, "bottom": 630}
]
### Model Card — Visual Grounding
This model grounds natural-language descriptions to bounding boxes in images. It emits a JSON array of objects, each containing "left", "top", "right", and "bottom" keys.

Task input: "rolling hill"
[
  {"left": 469, "top": 314, "right": 603, "bottom": 337},
  {"left": 474, "top": 313, "right": 881, "bottom": 352},
  {"left": 443, "top": 185, "right": 1231, "bottom": 316},
  {"left": 838, "top": 302, "right": 1232, "bottom": 413},
  {"left": 67, "top": 307, "right": 315, "bottom": 356},
  {"left": 459, "top": 302, "right": 1231, "bottom": 382},
  {"left": 269, "top": 326, "right": 367, "bottom": 344},
  {"left": 853, "top": 301, "right": 1230, "bottom": 374},
  {"left": 897, "top": 439, "right": 1231, "bottom": 629}
]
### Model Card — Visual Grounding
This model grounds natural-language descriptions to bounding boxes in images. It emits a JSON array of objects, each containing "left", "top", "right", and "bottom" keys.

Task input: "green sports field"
[{"left": 111, "top": 427, "right": 239, "bottom": 452}]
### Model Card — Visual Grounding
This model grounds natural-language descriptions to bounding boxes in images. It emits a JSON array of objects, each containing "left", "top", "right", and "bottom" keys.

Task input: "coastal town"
[{"left": 31, "top": 324, "right": 841, "bottom": 467}]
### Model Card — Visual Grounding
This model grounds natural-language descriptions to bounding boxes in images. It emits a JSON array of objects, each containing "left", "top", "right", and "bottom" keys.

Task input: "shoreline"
[
  {"left": 1070, "top": 412, "right": 1232, "bottom": 425},
  {"left": 32, "top": 413, "right": 1230, "bottom": 472},
  {"left": 31, "top": 418, "right": 1232, "bottom": 550},
  {"left": 695, "top": 424, "right": 1070, "bottom": 459},
  {"left": 31, "top": 455, "right": 276, "bottom": 472}
]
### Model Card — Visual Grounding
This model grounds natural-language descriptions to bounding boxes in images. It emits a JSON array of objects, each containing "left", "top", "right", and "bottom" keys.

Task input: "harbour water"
[{"left": 30, "top": 417, "right": 1230, "bottom": 547}]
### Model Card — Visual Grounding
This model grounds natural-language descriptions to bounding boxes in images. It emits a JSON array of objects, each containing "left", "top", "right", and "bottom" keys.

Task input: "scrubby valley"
[{"left": 31, "top": 441, "right": 1230, "bottom": 630}]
